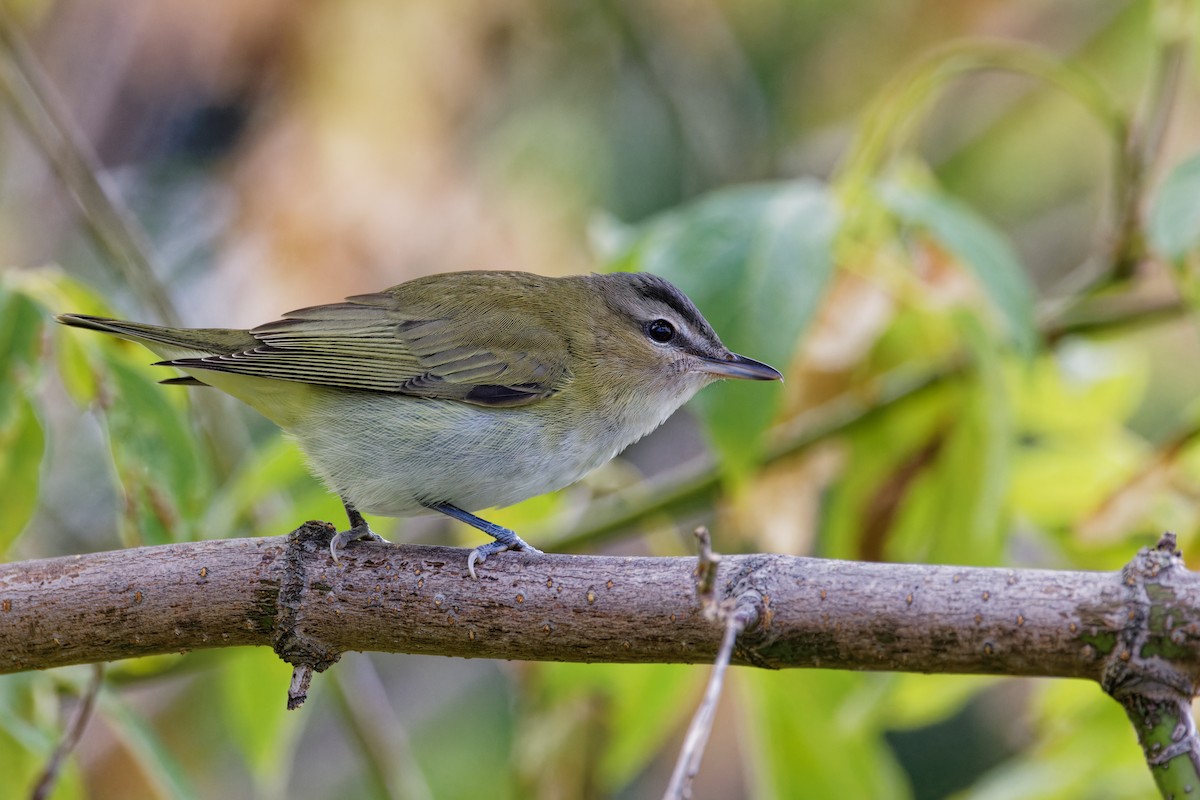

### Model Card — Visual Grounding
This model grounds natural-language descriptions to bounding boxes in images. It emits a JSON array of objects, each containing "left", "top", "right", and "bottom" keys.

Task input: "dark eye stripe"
[{"left": 633, "top": 280, "right": 708, "bottom": 334}]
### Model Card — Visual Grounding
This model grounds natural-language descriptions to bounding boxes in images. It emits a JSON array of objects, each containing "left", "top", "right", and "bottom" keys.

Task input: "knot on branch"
[
  {"left": 1103, "top": 532, "right": 1196, "bottom": 701},
  {"left": 692, "top": 528, "right": 772, "bottom": 668},
  {"left": 273, "top": 522, "right": 344, "bottom": 709},
  {"left": 1103, "top": 533, "right": 1200, "bottom": 774}
]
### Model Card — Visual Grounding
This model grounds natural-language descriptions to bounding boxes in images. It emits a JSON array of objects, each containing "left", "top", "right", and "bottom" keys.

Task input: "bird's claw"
[
  {"left": 467, "top": 538, "right": 543, "bottom": 580},
  {"left": 329, "top": 523, "right": 386, "bottom": 563}
]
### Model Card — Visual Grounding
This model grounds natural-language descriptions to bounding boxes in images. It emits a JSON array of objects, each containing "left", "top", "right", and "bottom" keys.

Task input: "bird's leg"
[
  {"left": 424, "top": 502, "right": 543, "bottom": 579},
  {"left": 329, "top": 499, "right": 387, "bottom": 562}
]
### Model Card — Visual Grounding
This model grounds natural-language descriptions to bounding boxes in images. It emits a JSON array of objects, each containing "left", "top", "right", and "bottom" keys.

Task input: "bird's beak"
[{"left": 698, "top": 353, "right": 784, "bottom": 381}]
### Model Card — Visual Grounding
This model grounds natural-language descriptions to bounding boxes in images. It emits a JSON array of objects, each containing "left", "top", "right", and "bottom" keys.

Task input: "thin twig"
[
  {"left": 0, "top": 8, "right": 179, "bottom": 326},
  {"left": 287, "top": 665, "right": 313, "bottom": 711},
  {"left": 692, "top": 527, "right": 720, "bottom": 603},
  {"left": 663, "top": 528, "right": 759, "bottom": 800},
  {"left": 0, "top": 8, "right": 246, "bottom": 476},
  {"left": 1109, "top": 32, "right": 1192, "bottom": 280},
  {"left": 663, "top": 615, "right": 743, "bottom": 800},
  {"left": 29, "top": 664, "right": 104, "bottom": 800}
]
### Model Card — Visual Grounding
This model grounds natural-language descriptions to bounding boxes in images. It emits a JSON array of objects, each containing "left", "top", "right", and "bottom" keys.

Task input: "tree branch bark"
[
  {"left": 3, "top": 522, "right": 1198, "bottom": 685},
  {"left": 6, "top": 523, "right": 1200, "bottom": 789}
]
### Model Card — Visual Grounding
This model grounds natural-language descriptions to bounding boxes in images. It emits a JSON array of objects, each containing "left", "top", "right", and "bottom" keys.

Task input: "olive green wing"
[{"left": 160, "top": 292, "right": 571, "bottom": 407}]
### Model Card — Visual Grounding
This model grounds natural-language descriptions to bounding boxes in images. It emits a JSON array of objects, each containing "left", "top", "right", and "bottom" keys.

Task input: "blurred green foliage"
[{"left": 3, "top": 0, "right": 1200, "bottom": 798}]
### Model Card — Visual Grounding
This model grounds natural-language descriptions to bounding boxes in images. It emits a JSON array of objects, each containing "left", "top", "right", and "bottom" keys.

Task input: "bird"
[{"left": 57, "top": 270, "right": 782, "bottom": 577}]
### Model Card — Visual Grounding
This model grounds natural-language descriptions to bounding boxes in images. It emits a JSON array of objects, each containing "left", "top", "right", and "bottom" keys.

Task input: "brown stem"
[
  {"left": 4, "top": 523, "right": 1200, "bottom": 695},
  {"left": 29, "top": 663, "right": 104, "bottom": 800},
  {"left": 1109, "top": 31, "right": 1190, "bottom": 280}
]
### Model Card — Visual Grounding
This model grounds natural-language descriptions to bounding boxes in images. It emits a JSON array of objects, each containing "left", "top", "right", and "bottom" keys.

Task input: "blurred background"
[{"left": 1, "top": 0, "right": 1199, "bottom": 797}]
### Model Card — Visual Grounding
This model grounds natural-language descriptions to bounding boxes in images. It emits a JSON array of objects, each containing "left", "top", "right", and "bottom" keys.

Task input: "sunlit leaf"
[
  {"left": 880, "top": 673, "right": 996, "bottom": 729},
  {"left": 615, "top": 180, "right": 839, "bottom": 476},
  {"left": 821, "top": 379, "right": 956, "bottom": 561},
  {"left": 1008, "top": 340, "right": 1148, "bottom": 528},
  {"left": 880, "top": 181, "right": 1037, "bottom": 355},
  {"left": 887, "top": 313, "right": 1012, "bottom": 566},
  {"left": 101, "top": 358, "right": 209, "bottom": 544},
  {"left": 0, "top": 396, "right": 44, "bottom": 554},
  {"left": 1149, "top": 152, "right": 1200, "bottom": 261},
  {"left": 54, "top": 325, "right": 101, "bottom": 407},
  {"left": 8, "top": 268, "right": 114, "bottom": 405},
  {"left": 0, "top": 289, "right": 46, "bottom": 415},
  {"left": 220, "top": 648, "right": 298, "bottom": 784},
  {"left": 740, "top": 670, "right": 909, "bottom": 799}
]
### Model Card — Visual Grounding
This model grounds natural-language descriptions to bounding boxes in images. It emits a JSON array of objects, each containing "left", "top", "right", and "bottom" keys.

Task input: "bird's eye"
[{"left": 646, "top": 319, "right": 676, "bottom": 344}]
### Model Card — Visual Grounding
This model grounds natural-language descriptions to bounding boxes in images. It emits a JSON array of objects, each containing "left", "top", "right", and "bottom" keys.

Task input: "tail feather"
[
  {"left": 159, "top": 376, "right": 210, "bottom": 387},
  {"left": 55, "top": 314, "right": 256, "bottom": 359}
]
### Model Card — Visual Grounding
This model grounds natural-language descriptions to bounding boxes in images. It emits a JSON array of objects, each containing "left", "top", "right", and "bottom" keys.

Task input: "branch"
[
  {"left": 664, "top": 528, "right": 755, "bottom": 800},
  {"left": 1103, "top": 533, "right": 1200, "bottom": 795},
  {"left": 4, "top": 523, "right": 1200, "bottom": 690}
]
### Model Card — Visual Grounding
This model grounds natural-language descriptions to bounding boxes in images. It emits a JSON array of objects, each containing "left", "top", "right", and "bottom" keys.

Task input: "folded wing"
[{"left": 162, "top": 290, "right": 571, "bottom": 408}]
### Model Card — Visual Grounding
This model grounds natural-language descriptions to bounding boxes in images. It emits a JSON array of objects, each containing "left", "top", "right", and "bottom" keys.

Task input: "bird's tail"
[{"left": 55, "top": 314, "right": 256, "bottom": 359}]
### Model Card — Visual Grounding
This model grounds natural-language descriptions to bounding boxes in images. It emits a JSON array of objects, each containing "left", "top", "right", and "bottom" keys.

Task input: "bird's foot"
[
  {"left": 329, "top": 523, "right": 386, "bottom": 563},
  {"left": 423, "top": 501, "right": 544, "bottom": 579},
  {"left": 467, "top": 534, "right": 543, "bottom": 580}
]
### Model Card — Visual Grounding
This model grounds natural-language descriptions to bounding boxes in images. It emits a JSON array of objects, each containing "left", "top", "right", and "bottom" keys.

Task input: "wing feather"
[{"left": 161, "top": 284, "right": 571, "bottom": 407}]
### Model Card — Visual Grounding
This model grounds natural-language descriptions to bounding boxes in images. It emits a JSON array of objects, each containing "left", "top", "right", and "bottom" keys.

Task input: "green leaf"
[
  {"left": 6, "top": 267, "right": 113, "bottom": 406},
  {"left": 0, "top": 289, "right": 47, "bottom": 415},
  {"left": 880, "top": 181, "right": 1037, "bottom": 355},
  {"left": 880, "top": 673, "right": 995, "bottom": 729},
  {"left": 740, "top": 670, "right": 909, "bottom": 799},
  {"left": 54, "top": 325, "right": 102, "bottom": 407},
  {"left": 102, "top": 357, "right": 209, "bottom": 544},
  {"left": 1149, "top": 152, "right": 1200, "bottom": 261},
  {"left": 887, "top": 313, "right": 1012, "bottom": 566},
  {"left": 0, "top": 396, "right": 44, "bottom": 554},
  {"left": 820, "top": 377, "right": 955, "bottom": 561},
  {"left": 0, "top": 288, "right": 44, "bottom": 371},
  {"left": 201, "top": 436, "right": 340, "bottom": 537},
  {"left": 0, "top": 675, "right": 52, "bottom": 799},
  {"left": 823, "top": 319, "right": 1012, "bottom": 566},
  {"left": 617, "top": 180, "right": 839, "bottom": 476},
  {"left": 219, "top": 648, "right": 299, "bottom": 786},
  {"left": 1007, "top": 340, "right": 1147, "bottom": 528},
  {"left": 0, "top": 688, "right": 86, "bottom": 800},
  {"left": 0, "top": 277, "right": 64, "bottom": 554}
]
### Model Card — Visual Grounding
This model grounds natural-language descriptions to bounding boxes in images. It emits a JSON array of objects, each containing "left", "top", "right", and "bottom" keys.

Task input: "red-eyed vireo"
[{"left": 58, "top": 270, "right": 782, "bottom": 577}]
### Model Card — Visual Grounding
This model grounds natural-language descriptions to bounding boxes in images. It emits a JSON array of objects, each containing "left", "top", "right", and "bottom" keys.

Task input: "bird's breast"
[{"left": 283, "top": 386, "right": 686, "bottom": 518}]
